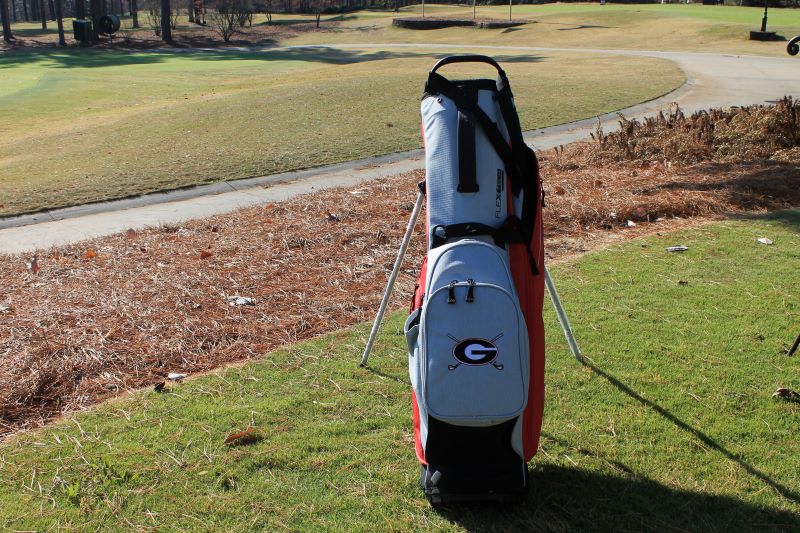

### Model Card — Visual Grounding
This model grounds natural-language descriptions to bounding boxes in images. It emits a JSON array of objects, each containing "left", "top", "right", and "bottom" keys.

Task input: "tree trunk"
[
  {"left": 160, "top": 0, "right": 170, "bottom": 42},
  {"left": 9, "top": 0, "right": 15, "bottom": 22},
  {"left": 22, "top": 0, "right": 29, "bottom": 21},
  {"left": 75, "top": 0, "right": 84, "bottom": 19},
  {"left": 47, "top": 0, "right": 54, "bottom": 19},
  {"left": 130, "top": 0, "right": 137, "bottom": 27},
  {"left": 1, "top": 0, "right": 13, "bottom": 41},
  {"left": 315, "top": 10, "right": 319, "bottom": 28},
  {"left": 54, "top": 0, "right": 65, "bottom": 44},
  {"left": 39, "top": 0, "right": 46, "bottom": 28},
  {"left": 89, "top": 0, "right": 103, "bottom": 41},
  {"left": 186, "top": 0, "right": 192, "bottom": 22}
]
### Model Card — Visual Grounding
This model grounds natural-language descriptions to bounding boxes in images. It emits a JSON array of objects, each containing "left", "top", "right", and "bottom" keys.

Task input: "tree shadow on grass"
[
  {"left": 436, "top": 463, "right": 800, "bottom": 532},
  {"left": 581, "top": 360, "right": 800, "bottom": 505},
  {"left": 255, "top": 14, "right": 358, "bottom": 27},
  {"left": 0, "top": 46, "right": 544, "bottom": 69}
]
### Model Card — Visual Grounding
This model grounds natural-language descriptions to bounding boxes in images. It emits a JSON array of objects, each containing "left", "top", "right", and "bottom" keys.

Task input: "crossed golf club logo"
[{"left": 446, "top": 333, "right": 504, "bottom": 371}]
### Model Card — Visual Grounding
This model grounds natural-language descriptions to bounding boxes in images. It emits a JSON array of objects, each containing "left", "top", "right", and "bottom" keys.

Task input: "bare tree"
[
  {"left": 53, "top": 0, "right": 65, "bottom": 44},
  {"left": 130, "top": 0, "right": 139, "bottom": 27},
  {"left": 263, "top": 0, "right": 271, "bottom": 23},
  {"left": 38, "top": 0, "right": 46, "bottom": 29},
  {"left": 209, "top": 0, "right": 247, "bottom": 42},
  {"left": 160, "top": 0, "right": 171, "bottom": 41},
  {"left": 0, "top": 0, "right": 12, "bottom": 42},
  {"left": 234, "top": 0, "right": 250, "bottom": 27},
  {"left": 309, "top": 0, "right": 329, "bottom": 28},
  {"left": 193, "top": 0, "right": 204, "bottom": 24},
  {"left": 145, "top": 0, "right": 161, "bottom": 34}
]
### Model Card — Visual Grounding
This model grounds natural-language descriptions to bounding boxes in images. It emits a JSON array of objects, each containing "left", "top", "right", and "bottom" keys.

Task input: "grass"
[
  {"left": 0, "top": 48, "right": 682, "bottom": 217},
  {"left": 289, "top": 3, "right": 800, "bottom": 55},
  {"left": 4, "top": 3, "right": 797, "bottom": 216},
  {"left": 0, "top": 212, "right": 797, "bottom": 530}
]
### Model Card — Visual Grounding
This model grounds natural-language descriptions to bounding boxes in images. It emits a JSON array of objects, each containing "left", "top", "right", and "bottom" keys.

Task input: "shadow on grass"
[
  {"left": 255, "top": 14, "right": 357, "bottom": 27},
  {"left": 557, "top": 24, "right": 613, "bottom": 31},
  {"left": 4, "top": 26, "right": 59, "bottom": 37},
  {"left": 582, "top": 360, "right": 800, "bottom": 505},
  {"left": 437, "top": 463, "right": 800, "bottom": 531},
  {"left": 0, "top": 46, "right": 544, "bottom": 69},
  {"left": 730, "top": 207, "right": 800, "bottom": 234}
]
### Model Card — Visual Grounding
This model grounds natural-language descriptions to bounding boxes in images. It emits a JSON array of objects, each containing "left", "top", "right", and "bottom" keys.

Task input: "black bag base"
[{"left": 420, "top": 462, "right": 528, "bottom": 505}]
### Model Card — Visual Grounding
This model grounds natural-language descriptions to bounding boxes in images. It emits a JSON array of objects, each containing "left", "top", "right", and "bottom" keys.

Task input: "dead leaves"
[
  {"left": 199, "top": 250, "right": 214, "bottom": 259},
  {"left": 224, "top": 427, "right": 262, "bottom": 446}
]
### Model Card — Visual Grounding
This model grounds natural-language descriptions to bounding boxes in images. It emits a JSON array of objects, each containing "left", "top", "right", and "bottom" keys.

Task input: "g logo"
[{"left": 453, "top": 338, "right": 498, "bottom": 366}]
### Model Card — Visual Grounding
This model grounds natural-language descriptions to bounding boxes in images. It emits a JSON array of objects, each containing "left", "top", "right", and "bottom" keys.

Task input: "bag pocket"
[
  {"left": 418, "top": 240, "right": 529, "bottom": 426},
  {"left": 404, "top": 308, "right": 421, "bottom": 357}
]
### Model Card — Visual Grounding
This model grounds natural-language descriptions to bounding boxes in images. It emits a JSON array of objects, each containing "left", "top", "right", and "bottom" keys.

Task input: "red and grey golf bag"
[{"left": 404, "top": 55, "right": 545, "bottom": 503}]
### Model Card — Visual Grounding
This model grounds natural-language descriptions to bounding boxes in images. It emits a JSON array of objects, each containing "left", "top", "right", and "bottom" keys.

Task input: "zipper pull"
[
  {"left": 465, "top": 279, "right": 475, "bottom": 303},
  {"left": 448, "top": 281, "right": 457, "bottom": 304}
]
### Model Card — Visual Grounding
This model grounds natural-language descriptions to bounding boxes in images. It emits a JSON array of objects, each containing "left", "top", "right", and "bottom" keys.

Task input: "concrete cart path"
[{"left": 2, "top": 45, "right": 798, "bottom": 255}]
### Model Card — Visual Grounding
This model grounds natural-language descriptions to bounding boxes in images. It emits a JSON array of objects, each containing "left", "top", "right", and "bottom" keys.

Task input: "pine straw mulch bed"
[{"left": 1, "top": 100, "right": 799, "bottom": 439}]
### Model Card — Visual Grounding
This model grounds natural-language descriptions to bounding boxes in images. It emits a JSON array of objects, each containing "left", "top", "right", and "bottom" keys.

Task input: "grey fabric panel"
[
  {"left": 421, "top": 90, "right": 511, "bottom": 246},
  {"left": 406, "top": 307, "right": 429, "bottom": 448}
]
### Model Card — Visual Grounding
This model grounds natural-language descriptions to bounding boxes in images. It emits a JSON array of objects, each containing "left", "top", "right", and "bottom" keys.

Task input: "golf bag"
[{"left": 404, "top": 55, "right": 546, "bottom": 503}]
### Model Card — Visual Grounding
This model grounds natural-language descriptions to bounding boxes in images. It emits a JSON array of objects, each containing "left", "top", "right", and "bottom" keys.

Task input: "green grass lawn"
[
  {"left": 0, "top": 48, "right": 682, "bottom": 217},
  {"left": 1, "top": 213, "right": 797, "bottom": 531}
]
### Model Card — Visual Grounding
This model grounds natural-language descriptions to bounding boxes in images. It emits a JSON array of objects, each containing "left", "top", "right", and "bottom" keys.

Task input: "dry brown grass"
[{"left": 1, "top": 101, "right": 798, "bottom": 439}]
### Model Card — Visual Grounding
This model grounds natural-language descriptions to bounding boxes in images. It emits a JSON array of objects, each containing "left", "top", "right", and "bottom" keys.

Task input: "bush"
[{"left": 209, "top": 0, "right": 252, "bottom": 41}]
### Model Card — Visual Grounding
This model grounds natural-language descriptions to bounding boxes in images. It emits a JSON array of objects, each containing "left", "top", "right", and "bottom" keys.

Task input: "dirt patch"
[{"left": 1, "top": 148, "right": 798, "bottom": 438}]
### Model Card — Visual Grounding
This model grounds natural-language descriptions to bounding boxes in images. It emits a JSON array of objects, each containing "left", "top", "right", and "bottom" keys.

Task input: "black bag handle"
[{"left": 429, "top": 55, "right": 507, "bottom": 78}]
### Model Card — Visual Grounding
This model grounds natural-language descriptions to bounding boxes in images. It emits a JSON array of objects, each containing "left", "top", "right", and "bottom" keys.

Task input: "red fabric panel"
[
  {"left": 411, "top": 389, "right": 426, "bottom": 464},
  {"left": 511, "top": 197, "right": 545, "bottom": 462}
]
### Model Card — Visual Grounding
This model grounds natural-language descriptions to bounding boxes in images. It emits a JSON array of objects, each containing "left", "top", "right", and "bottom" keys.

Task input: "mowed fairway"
[
  {"left": 290, "top": 4, "right": 800, "bottom": 56},
  {"left": 0, "top": 48, "right": 683, "bottom": 216}
]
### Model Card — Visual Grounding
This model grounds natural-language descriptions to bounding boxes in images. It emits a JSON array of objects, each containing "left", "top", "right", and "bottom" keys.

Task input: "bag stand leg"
[
  {"left": 544, "top": 267, "right": 583, "bottom": 362},
  {"left": 360, "top": 191, "right": 425, "bottom": 367}
]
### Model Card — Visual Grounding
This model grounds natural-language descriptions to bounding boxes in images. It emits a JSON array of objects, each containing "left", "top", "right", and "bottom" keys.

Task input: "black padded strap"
[
  {"left": 495, "top": 75, "right": 541, "bottom": 274},
  {"left": 457, "top": 87, "right": 478, "bottom": 193},
  {"left": 431, "top": 218, "right": 526, "bottom": 249}
]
